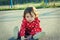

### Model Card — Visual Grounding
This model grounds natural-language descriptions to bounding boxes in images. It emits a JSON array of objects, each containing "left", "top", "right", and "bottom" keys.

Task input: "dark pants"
[
  {"left": 17, "top": 28, "right": 38, "bottom": 40},
  {"left": 17, "top": 29, "right": 34, "bottom": 40}
]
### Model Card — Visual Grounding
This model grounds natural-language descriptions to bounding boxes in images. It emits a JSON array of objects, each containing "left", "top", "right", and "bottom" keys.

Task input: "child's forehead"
[{"left": 26, "top": 12, "right": 35, "bottom": 16}]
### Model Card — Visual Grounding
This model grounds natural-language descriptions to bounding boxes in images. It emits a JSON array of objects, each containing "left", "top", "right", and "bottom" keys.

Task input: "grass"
[{"left": 0, "top": 2, "right": 60, "bottom": 11}]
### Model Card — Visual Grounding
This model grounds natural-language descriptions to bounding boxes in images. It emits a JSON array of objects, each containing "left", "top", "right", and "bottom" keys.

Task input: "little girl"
[{"left": 17, "top": 7, "right": 42, "bottom": 40}]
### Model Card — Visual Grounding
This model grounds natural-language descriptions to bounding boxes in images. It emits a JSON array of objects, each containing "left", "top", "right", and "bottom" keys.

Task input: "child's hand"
[
  {"left": 21, "top": 36, "right": 29, "bottom": 40},
  {"left": 21, "top": 36, "right": 25, "bottom": 40},
  {"left": 26, "top": 35, "right": 32, "bottom": 39}
]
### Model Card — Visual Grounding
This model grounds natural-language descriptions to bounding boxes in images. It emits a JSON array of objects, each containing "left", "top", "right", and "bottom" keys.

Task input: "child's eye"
[{"left": 27, "top": 16, "right": 29, "bottom": 18}]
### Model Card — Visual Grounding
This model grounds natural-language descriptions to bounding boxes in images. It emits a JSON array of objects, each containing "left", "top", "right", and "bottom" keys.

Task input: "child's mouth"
[{"left": 29, "top": 20, "right": 33, "bottom": 22}]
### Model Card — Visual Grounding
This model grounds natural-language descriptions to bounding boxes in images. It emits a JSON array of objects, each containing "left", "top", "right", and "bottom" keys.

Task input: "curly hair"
[{"left": 23, "top": 7, "right": 38, "bottom": 18}]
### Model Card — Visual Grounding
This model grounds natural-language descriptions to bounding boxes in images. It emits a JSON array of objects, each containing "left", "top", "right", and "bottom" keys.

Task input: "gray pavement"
[{"left": 0, "top": 8, "right": 60, "bottom": 40}]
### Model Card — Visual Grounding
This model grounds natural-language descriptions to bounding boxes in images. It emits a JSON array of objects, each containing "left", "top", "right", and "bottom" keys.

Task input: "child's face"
[{"left": 25, "top": 12, "right": 35, "bottom": 22}]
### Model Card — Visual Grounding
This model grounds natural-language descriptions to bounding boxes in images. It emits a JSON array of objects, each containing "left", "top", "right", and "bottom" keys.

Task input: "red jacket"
[{"left": 19, "top": 17, "right": 42, "bottom": 36}]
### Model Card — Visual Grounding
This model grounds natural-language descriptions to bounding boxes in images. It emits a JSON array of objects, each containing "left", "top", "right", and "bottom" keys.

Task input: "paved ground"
[{"left": 0, "top": 8, "right": 60, "bottom": 40}]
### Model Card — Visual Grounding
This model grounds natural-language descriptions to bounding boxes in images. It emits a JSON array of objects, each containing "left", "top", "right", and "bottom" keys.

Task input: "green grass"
[{"left": 0, "top": 2, "right": 60, "bottom": 11}]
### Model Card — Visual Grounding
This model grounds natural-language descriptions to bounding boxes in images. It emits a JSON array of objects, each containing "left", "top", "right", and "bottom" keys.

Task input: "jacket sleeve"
[
  {"left": 19, "top": 19, "right": 26, "bottom": 36},
  {"left": 30, "top": 18, "right": 42, "bottom": 35},
  {"left": 35, "top": 18, "right": 42, "bottom": 32}
]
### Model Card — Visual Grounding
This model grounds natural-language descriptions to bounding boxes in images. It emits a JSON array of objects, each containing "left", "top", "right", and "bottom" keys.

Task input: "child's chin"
[{"left": 29, "top": 21, "right": 33, "bottom": 23}]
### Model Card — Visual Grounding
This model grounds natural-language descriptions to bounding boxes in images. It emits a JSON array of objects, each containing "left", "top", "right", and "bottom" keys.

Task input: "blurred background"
[
  {"left": 0, "top": 0, "right": 60, "bottom": 10},
  {"left": 0, "top": 0, "right": 60, "bottom": 40}
]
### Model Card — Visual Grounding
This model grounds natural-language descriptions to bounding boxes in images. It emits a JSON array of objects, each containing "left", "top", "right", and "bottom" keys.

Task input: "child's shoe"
[{"left": 33, "top": 32, "right": 45, "bottom": 39}]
